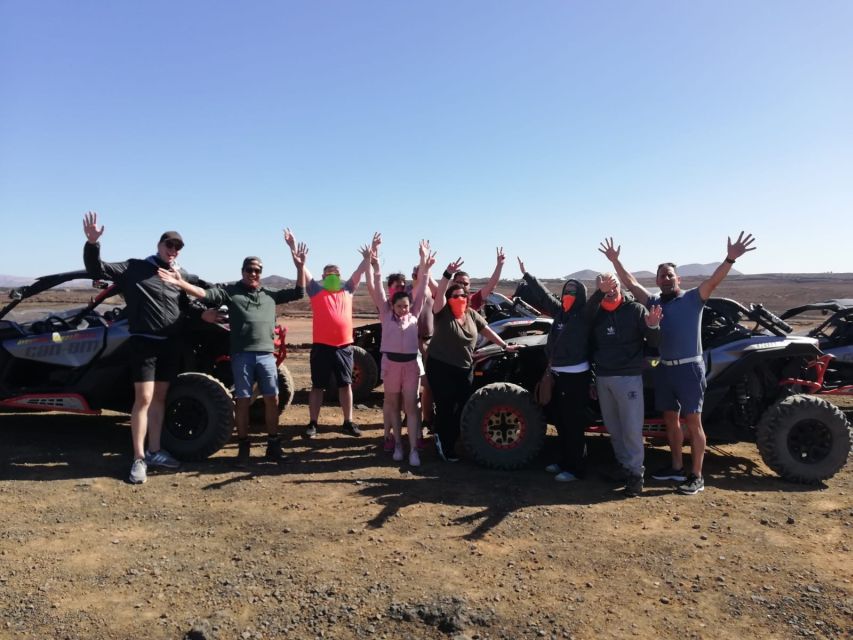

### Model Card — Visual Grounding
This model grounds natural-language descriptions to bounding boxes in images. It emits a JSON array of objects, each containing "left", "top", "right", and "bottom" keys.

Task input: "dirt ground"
[{"left": 1, "top": 279, "right": 853, "bottom": 639}]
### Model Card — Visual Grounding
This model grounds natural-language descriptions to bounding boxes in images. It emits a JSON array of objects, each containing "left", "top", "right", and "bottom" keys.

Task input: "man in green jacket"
[{"left": 159, "top": 234, "right": 307, "bottom": 466}]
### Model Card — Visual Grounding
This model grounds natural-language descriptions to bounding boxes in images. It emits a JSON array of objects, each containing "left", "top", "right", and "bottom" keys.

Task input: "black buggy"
[
  {"left": 460, "top": 295, "right": 851, "bottom": 484},
  {"left": 0, "top": 270, "right": 295, "bottom": 460}
]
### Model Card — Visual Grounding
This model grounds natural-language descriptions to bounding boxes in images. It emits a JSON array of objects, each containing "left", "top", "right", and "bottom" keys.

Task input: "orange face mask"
[
  {"left": 561, "top": 294, "right": 576, "bottom": 312},
  {"left": 601, "top": 292, "right": 622, "bottom": 312},
  {"left": 448, "top": 297, "right": 468, "bottom": 318}
]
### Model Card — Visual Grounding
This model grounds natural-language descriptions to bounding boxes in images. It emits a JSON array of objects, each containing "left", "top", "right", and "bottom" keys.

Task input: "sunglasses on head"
[
  {"left": 244, "top": 267, "right": 262, "bottom": 275},
  {"left": 164, "top": 240, "right": 183, "bottom": 251}
]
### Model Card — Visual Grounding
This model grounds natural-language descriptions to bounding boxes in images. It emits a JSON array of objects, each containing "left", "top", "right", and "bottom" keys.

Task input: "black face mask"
[{"left": 660, "top": 292, "right": 678, "bottom": 303}]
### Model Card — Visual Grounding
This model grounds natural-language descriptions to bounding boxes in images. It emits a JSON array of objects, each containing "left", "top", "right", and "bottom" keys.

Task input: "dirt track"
[
  {"left": 2, "top": 280, "right": 853, "bottom": 639},
  {"left": 2, "top": 338, "right": 852, "bottom": 639}
]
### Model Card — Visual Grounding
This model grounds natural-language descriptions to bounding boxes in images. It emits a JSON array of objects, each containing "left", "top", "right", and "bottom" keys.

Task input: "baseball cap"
[{"left": 159, "top": 231, "right": 184, "bottom": 248}]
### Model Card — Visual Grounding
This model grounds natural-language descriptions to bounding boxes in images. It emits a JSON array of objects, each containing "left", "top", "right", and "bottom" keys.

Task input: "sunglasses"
[
  {"left": 244, "top": 268, "right": 262, "bottom": 275},
  {"left": 164, "top": 240, "right": 183, "bottom": 251}
]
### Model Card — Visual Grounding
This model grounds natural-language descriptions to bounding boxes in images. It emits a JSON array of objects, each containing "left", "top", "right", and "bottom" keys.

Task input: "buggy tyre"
[
  {"left": 163, "top": 373, "right": 234, "bottom": 461},
  {"left": 461, "top": 382, "right": 547, "bottom": 470},
  {"left": 325, "top": 345, "right": 379, "bottom": 404},
  {"left": 249, "top": 364, "right": 295, "bottom": 425},
  {"left": 756, "top": 394, "right": 851, "bottom": 483}
]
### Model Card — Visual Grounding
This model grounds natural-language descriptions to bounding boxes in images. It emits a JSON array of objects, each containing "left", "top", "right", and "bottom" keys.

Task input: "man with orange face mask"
[
  {"left": 518, "top": 258, "right": 593, "bottom": 481},
  {"left": 588, "top": 273, "right": 662, "bottom": 496}
]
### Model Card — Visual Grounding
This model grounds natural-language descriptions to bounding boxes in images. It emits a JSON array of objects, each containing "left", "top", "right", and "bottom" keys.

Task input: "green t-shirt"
[
  {"left": 204, "top": 283, "right": 304, "bottom": 353},
  {"left": 427, "top": 306, "right": 488, "bottom": 369}
]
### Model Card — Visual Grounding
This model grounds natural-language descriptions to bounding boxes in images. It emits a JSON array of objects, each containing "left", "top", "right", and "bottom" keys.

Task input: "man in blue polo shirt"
[{"left": 600, "top": 232, "right": 756, "bottom": 495}]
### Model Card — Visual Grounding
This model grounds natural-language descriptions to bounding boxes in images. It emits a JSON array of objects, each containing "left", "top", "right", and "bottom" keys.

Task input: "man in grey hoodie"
[{"left": 588, "top": 273, "right": 662, "bottom": 496}]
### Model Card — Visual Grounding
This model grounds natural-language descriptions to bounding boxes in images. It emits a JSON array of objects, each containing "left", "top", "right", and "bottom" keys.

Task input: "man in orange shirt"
[{"left": 286, "top": 229, "right": 371, "bottom": 438}]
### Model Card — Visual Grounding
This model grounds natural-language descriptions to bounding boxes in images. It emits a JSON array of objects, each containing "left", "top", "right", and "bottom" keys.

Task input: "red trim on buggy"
[
  {"left": 0, "top": 393, "right": 100, "bottom": 414},
  {"left": 778, "top": 354, "right": 853, "bottom": 395}
]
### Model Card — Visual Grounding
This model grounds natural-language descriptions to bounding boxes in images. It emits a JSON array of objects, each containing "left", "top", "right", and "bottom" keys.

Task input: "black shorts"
[
  {"left": 129, "top": 335, "right": 180, "bottom": 383},
  {"left": 310, "top": 343, "right": 353, "bottom": 389}
]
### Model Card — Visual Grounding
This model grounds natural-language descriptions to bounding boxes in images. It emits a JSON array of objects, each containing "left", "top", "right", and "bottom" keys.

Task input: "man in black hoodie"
[
  {"left": 518, "top": 259, "right": 592, "bottom": 481},
  {"left": 83, "top": 211, "right": 204, "bottom": 484},
  {"left": 588, "top": 273, "right": 662, "bottom": 496}
]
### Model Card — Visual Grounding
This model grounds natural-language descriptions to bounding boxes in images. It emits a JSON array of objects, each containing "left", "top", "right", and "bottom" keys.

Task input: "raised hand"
[
  {"left": 283, "top": 228, "right": 297, "bottom": 252},
  {"left": 496, "top": 246, "right": 506, "bottom": 265},
  {"left": 517, "top": 256, "right": 526, "bottom": 276},
  {"left": 646, "top": 304, "right": 663, "bottom": 328},
  {"left": 371, "top": 232, "right": 382, "bottom": 252},
  {"left": 291, "top": 241, "right": 308, "bottom": 267},
  {"left": 596, "top": 272, "right": 619, "bottom": 294},
  {"left": 83, "top": 211, "right": 104, "bottom": 244},
  {"left": 727, "top": 231, "right": 756, "bottom": 260},
  {"left": 598, "top": 237, "right": 620, "bottom": 263},
  {"left": 447, "top": 257, "right": 464, "bottom": 274}
]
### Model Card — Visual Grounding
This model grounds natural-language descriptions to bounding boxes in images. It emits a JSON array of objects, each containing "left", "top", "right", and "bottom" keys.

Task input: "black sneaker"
[
  {"left": 624, "top": 475, "right": 644, "bottom": 497},
  {"left": 651, "top": 465, "right": 687, "bottom": 482},
  {"left": 606, "top": 465, "right": 631, "bottom": 483},
  {"left": 265, "top": 436, "right": 290, "bottom": 463},
  {"left": 342, "top": 421, "right": 362, "bottom": 437},
  {"left": 236, "top": 438, "right": 250, "bottom": 468},
  {"left": 677, "top": 474, "right": 705, "bottom": 495},
  {"left": 303, "top": 422, "right": 318, "bottom": 439}
]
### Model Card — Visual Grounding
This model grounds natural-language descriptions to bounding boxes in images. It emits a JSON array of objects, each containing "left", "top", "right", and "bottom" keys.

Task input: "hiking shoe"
[
  {"left": 624, "top": 474, "right": 644, "bottom": 497},
  {"left": 606, "top": 465, "right": 631, "bottom": 483},
  {"left": 383, "top": 436, "right": 395, "bottom": 452},
  {"left": 651, "top": 465, "right": 687, "bottom": 482},
  {"left": 145, "top": 449, "right": 181, "bottom": 470},
  {"left": 236, "top": 439, "right": 251, "bottom": 468},
  {"left": 392, "top": 443, "right": 404, "bottom": 462},
  {"left": 265, "top": 436, "right": 290, "bottom": 463},
  {"left": 554, "top": 471, "right": 577, "bottom": 482},
  {"left": 409, "top": 450, "right": 421, "bottom": 467},
  {"left": 677, "top": 474, "right": 705, "bottom": 495},
  {"left": 342, "top": 421, "right": 362, "bottom": 437},
  {"left": 545, "top": 463, "right": 562, "bottom": 474},
  {"left": 129, "top": 458, "right": 147, "bottom": 484},
  {"left": 303, "top": 422, "right": 318, "bottom": 439}
]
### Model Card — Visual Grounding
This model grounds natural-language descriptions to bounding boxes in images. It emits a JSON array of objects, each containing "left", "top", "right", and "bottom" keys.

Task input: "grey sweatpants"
[{"left": 596, "top": 375, "right": 645, "bottom": 477}]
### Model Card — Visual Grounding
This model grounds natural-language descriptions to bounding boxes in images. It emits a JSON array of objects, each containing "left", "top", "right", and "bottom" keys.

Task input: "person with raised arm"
[
  {"left": 82, "top": 211, "right": 202, "bottom": 484},
  {"left": 158, "top": 233, "right": 306, "bottom": 466},
  {"left": 599, "top": 232, "right": 757, "bottom": 495}
]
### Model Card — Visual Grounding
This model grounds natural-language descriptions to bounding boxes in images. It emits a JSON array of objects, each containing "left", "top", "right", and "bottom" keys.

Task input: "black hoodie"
[{"left": 522, "top": 274, "right": 590, "bottom": 367}]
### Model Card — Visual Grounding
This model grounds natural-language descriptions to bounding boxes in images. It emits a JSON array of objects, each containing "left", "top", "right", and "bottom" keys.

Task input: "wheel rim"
[
  {"left": 481, "top": 404, "right": 527, "bottom": 450},
  {"left": 166, "top": 397, "right": 209, "bottom": 440},
  {"left": 787, "top": 419, "right": 833, "bottom": 464}
]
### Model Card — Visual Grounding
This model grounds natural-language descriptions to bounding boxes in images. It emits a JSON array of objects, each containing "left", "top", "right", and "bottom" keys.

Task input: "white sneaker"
[
  {"left": 545, "top": 463, "right": 561, "bottom": 474},
  {"left": 408, "top": 450, "right": 421, "bottom": 467},
  {"left": 392, "top": 444, "right": 404, "bottom": 462},
  {"left": 129, "top": 458, "right": 147, "bottom": 484},
  {"left": 554, "top": 471, "right": 577, "bottom": 482}
]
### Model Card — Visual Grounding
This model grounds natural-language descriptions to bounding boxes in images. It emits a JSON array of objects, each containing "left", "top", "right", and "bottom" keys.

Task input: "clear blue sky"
[{"left": 2, "top": 1, "right": 851, "bottom": 282}]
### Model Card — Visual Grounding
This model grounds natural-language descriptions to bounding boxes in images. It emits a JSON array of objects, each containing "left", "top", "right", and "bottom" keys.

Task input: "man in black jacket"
[
  {"left": 83, "top": 211, "right": 202, "bottom": 484},
  {"left": 588, "top": 273, "right": 662, "bottom": 496}
]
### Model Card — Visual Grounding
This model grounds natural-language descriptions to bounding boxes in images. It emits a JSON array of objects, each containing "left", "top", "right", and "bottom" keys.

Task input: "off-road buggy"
[
  {"left": 349, "top": 290, "right": 553, "bottom": 402},
  {"left": 460, "top": 296, "right": 851, "bottom": 484},
  {"left": 779, "top": 299, "right": 853, "bottom": 396},
  {"left": 0, "top": 270, "right": 295, "bottom": 460}
]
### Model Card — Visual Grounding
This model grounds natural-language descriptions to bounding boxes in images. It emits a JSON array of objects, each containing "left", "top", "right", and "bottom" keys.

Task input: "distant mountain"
[
  {"left": 675, "top": 263, "right": 741, "bottom": 277},
  {"left": 0, "top": 275, "right": 94, "bottom": 289},
  {"left": 564, "top": 264, "right": 741, "bottom": 281},
  {"left": 260, "top": 275, "right": 294, "bottom": 288}
]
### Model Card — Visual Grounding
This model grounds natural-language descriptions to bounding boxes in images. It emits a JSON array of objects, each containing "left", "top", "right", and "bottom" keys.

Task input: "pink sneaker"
[
  {"left": 408, "top": 450, "right": 421, "bottom": 467},
  {"left": 383, "top": 436, "right": 395, "bottom": 452}
]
